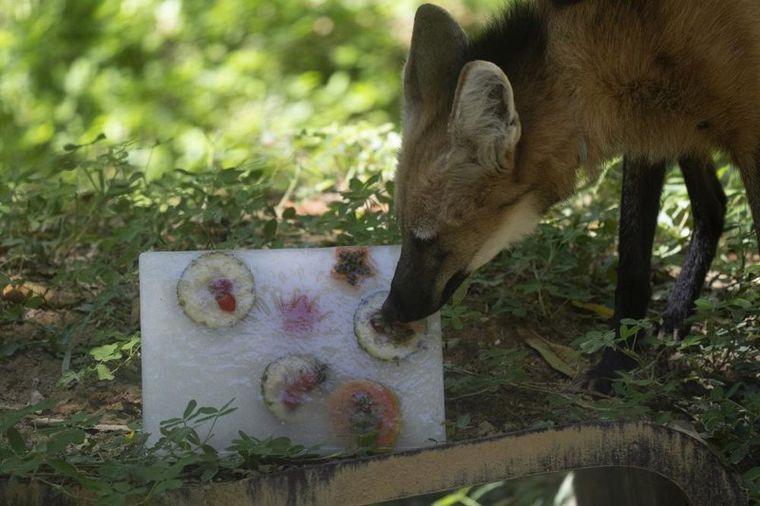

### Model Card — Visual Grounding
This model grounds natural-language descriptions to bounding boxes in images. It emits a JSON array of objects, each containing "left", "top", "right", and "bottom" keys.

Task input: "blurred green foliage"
[
  {"left": 0, "top": 0, "right": 404, "bottom": 174},
  {"left": 0, "top": 0, "right": 492, "bottom": 179}
]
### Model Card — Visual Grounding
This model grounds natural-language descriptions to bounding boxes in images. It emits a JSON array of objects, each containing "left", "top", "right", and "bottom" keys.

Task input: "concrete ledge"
[{"left": 1, "top": 421, "right": 747, "bottom": 505}]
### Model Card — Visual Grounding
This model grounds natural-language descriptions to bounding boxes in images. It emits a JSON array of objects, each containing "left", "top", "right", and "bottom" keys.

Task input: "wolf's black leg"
[
  {"left": 661, "top": 156, "right": 725, "bottom": 336},
  {"left": 588, "top": 156, "right": 666, "bottom": 391}
]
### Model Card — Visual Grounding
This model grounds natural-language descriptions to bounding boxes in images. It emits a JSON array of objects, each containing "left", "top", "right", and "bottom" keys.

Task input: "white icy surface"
[{"left": 139, "top": 246, "right": 445, "bottom": 452}]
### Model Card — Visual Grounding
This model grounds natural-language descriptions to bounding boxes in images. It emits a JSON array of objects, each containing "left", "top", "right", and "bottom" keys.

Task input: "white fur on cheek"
[{"left": 467, "top": 197, "right": 541, "bottom": 271}]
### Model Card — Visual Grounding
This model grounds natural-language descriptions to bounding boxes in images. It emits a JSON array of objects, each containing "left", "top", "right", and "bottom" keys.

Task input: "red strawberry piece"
[{"left": 215, "top": 292, "right": 236, "bottom": 312}]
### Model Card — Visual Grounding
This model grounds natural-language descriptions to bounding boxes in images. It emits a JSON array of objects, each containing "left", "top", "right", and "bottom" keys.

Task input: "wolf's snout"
[
  {"left": 383, "top": 269, "right": 470, "bottom": 323},
  {"left": 381, "top": 286, "right": 425, "bottom": 323},
  {"left": 382, "top": 279, "right": 434, "bottom": 323}
]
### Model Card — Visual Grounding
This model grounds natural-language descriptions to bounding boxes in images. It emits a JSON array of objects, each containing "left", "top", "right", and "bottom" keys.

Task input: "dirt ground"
[{"left": 0, "top": 310, "right": 141, "bottom": 429}]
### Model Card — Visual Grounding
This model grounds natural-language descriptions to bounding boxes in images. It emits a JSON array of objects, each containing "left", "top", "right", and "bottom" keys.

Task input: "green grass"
[
  {"left": 0, "top": 135, "right": 758, "bottom": 504},
  {"left": 0, "top": 398, "right": 328, "bottom": 505}
]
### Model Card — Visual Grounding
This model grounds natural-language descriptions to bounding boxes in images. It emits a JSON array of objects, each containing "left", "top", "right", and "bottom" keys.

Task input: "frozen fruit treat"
[{"left": 176, "top": 252, "right": 255, "bottom": 328}]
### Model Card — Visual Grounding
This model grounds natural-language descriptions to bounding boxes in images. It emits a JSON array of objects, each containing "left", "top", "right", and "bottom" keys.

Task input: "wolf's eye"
[{"left": 411, "top": 235, "right": 449, "bottom": 263}]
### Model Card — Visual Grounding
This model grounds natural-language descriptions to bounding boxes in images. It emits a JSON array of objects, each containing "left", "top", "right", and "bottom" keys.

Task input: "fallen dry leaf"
[{"left": 521, "top": 329, "right": 587, "bottom": 378}]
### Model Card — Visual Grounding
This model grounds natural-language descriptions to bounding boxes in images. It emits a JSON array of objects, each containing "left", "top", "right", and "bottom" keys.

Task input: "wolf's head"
[{"left": 382, "top": 4, "right": 551, "bottom": 323}]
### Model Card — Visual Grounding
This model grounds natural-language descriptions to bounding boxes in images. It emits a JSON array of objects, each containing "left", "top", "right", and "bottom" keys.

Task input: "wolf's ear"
[
  {"left": 403, "top": 4, "right": 467, "bottom": 132},
  {"left": 449, "top": 60, "right": 521, "bottom": 172}
]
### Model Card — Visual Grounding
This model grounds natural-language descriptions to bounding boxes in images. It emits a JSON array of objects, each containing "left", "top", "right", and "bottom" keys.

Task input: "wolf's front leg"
[{"left": 588, "top": 156, "right": 666, "bottom": 392}]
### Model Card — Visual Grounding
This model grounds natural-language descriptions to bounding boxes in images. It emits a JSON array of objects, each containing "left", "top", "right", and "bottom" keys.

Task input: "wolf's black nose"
[{"left": 380, "top": 296, "right": 400, "bottom": 322}]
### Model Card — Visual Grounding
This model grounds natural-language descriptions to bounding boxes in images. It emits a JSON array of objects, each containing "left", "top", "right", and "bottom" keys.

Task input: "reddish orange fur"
[{"left": 538, "top": 0, "right": 760, "bottom": 174}]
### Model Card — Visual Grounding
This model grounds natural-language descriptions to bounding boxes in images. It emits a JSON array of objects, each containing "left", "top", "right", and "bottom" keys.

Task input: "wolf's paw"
[
  {"left": 582, "top": 362, "right": 617, "bottom": 395},
  {"left": 659, "top": 309, "right": 691, "bottom": 341},
  {"left": 582, "top": 350, "right": 638, "bottom": 395}
]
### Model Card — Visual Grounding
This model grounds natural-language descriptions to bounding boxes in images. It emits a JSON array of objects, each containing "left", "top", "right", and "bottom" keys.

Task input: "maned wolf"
[{"left": 381, "top": 0, "right": 760, "bottom": 387}]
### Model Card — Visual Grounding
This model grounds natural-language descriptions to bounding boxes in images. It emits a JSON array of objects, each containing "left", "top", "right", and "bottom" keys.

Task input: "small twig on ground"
[{"left": 31, "top": 417, "right": 130, "bottom": 432}]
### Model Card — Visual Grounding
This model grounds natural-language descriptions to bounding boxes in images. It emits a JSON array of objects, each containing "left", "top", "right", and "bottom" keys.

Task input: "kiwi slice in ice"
[
  {"left": 353, "top": 291, "right": 426, "bottom": 361},
  {"left": 176, "top": 252, "right": 255, "bottom": 328},
  {"left": 261, "top": 354, "right": 327, "bottom": 421}
]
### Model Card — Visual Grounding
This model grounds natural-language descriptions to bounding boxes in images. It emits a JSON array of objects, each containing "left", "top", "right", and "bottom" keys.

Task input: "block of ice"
[{"left": 139, "top": 246, "right": 445, "bottom": 452}]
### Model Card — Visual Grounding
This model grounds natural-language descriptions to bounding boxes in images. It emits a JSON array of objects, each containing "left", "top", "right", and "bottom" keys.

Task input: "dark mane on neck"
[{"left": 465, "top": 2, "right": 548, "bottom": 82}]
